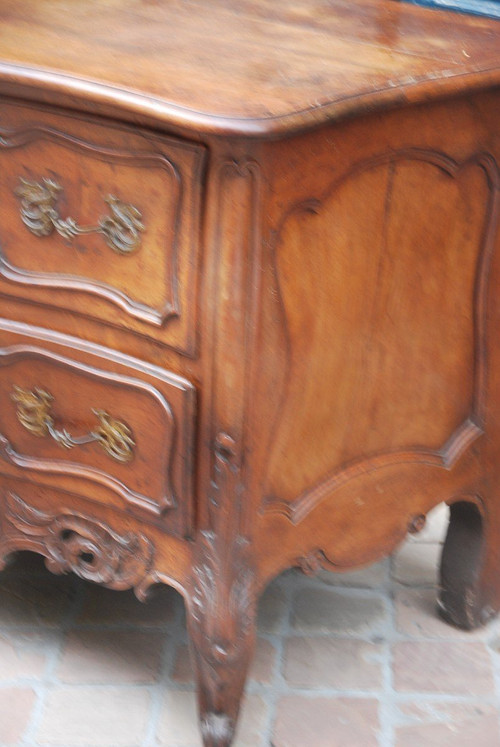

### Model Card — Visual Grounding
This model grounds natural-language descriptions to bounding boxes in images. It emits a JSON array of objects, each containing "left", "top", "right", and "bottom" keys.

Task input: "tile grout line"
[
  {"left": 19, "top": 575, "right": 87, "bottom": 747},
  {"left": 378, "top": 552, "right": 398, "bottom": 747},
  {"left": 4, "top": 506, "right": 500, "bottom": 747},
  {"left": 260, "top": 571, "right": 296, "bottom": 747},
  {"left": 142, "top": 588, "right": 186, "bottom": 747}
]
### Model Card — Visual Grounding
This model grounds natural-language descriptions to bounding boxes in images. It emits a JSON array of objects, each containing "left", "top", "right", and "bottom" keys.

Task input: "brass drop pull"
[
  {"left": 15, "top": 177, "right": 145, "bottom": 255},
  {"left": 11, "top": 386, "right": 135, "bottom": 463}
]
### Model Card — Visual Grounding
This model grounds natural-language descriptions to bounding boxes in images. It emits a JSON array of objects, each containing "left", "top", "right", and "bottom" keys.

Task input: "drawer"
[
  {"left": 0, "top": 322, "right": 196, "bottom": 537},
  {"left": 0, "top": 101, "right": 206, "bottom": 357}
]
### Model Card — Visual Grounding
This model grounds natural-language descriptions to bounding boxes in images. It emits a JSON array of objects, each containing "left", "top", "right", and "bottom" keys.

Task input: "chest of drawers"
[{"left": 1, "top": 1, "right": 500, "bottom": 744}]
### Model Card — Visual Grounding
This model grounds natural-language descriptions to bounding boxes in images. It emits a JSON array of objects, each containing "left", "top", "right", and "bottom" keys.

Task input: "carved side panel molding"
[
  {"left": 0, "top": 492, "right": 157, "bottom": 599},
  {"left": 264, "top": 149, "right": 500, "bottom": 524}
]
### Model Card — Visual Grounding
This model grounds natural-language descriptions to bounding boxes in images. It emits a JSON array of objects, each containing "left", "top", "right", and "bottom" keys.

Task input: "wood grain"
[
  {"left": 1, "top": 3, "right": 500, "bottom": 745},
  {"left": 0, "top": 0, "right": 498, "bottom": 135}
]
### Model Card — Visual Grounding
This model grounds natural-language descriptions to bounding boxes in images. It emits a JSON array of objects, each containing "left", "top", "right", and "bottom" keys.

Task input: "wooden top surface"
[{"left": 0, "top": 0, "right": 500, "bottom": 136}]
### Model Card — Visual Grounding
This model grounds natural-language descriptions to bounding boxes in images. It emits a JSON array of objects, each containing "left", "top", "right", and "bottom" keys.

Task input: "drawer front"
[
  {"left": 0, "top": 323, "right": 196, "bottom": 536},
  {"left": 0, "top": 102, "right": 205, "bottom": 357}
]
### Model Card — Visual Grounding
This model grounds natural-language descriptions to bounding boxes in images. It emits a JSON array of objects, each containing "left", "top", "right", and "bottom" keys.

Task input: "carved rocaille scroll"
[{"left": 0, "top": 492, "right": 156, "bottom": 599}]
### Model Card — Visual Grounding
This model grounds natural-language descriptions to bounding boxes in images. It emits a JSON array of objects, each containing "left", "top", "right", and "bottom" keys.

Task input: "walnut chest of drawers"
[{"left": 0, "top": 1, "right": 500, "bottom": 744}]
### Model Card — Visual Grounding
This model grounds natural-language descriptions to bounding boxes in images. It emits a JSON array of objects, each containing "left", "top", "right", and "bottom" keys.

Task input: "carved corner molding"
[
  {"left": 185, "top": 428, "right": 257, "bottom": 741},
  {"left": 264, "top": 149, "right": 500, "bottom": 525},
  {"left": 188, "top": 528, "right": 256, "bottom": 744},
  {"left": 0, "top": 492, "right": 156, "bottom": 600},
  {"left": 191, "top": 430, "right": 256, "bottom": 663}
]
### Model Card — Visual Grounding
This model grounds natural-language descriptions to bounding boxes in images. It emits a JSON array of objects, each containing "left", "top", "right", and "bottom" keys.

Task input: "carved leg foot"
[
  {"left": 187, "top": 533, "right": 256, "bottom": 747},
  {"left": 190, "top": 629, "right": 255, "bottom": 747},
  {"left": 439, "top": 499, "right": 500, "bottom": 630}
]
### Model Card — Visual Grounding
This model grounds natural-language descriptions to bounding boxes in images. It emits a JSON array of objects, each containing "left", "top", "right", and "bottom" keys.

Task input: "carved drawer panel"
[
  {"left": 0, "top": 101, "right": 206, "bottom": 357},
  {"left": 0, "top": 322, "right": 196, "bottom": 536}
]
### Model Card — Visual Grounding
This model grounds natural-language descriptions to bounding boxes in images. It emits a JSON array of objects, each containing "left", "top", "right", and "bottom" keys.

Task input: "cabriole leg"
[{"left": 186, "top": 533, "right": 257, "bottom": 747}]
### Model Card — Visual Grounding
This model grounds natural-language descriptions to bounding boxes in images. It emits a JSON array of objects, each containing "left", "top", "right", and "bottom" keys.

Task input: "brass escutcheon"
[
  {"left": 15, "top": 177, "right": 145, "bottom": 255},
  {"left": 11, "top": 386, "right": 135, "bottom": 463}
]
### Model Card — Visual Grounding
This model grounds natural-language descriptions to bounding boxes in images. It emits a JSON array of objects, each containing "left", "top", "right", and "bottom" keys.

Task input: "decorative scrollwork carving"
[
  {"left": 189, "top": 530, "right": 255, "bottom": 746},
  {"left": 0, "top": 493, "right": 155, "bottom": 597},
  {"left": 191, "top": 531, "right": 255, "bottom": 665},
  {"left": 15, "top": 177, "right": 145, "bottom": 255}
]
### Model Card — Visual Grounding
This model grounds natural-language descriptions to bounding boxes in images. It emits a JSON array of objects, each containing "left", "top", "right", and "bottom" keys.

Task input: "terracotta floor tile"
[
  {"left": 0, "top": 687, "right": 36, "bottom": 744},
  {"left": 395, "top": 587, "right": 490, "bottom": 639},
  {"left": 273, "top": 696, "right": 380, "bottom": 747},
  {"left": 283, "top": 636, "right": 384, "bottom": 690},
  {"left": 316, "top": 560, "right": 388, "bottom": 589},
  {"left": 291, "top": 587, "right": 387, "bottom": 635},
  {"left": 391, "top": 542, "right": 441, "bottom": 586},
  {"left": 156, "top": 690, "right": 202, "bottom": 746},
  {"left": 57, "top": 629, "right": 166, "bottom": 684},
  {"left": 36, "top": 686, "right": 151, "bottom": 746},
  {"left": 393, "top": 640, "right": 495, "bottom": 694},
  {"left": 394, "top": 701, "right": 500, "bottom": 746},
  {"left": 257, "top": 580, "right": 289, "bottom": 633},
  {"left": 0, "top": 630, "right": 48, "bottom": 681}
]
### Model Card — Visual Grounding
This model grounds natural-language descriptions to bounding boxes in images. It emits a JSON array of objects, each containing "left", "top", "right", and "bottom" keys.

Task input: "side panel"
[{"left": 251, "top": 91, "right": 500, "bottom": 580}]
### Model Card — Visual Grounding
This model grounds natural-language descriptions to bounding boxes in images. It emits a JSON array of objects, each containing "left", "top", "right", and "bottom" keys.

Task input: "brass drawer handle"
[
  {"left": 15, "top": 178, "right": 145, "bottom": 255},
  {"left": 11, "top": 386, "right": 135, "bottom": 463}
]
